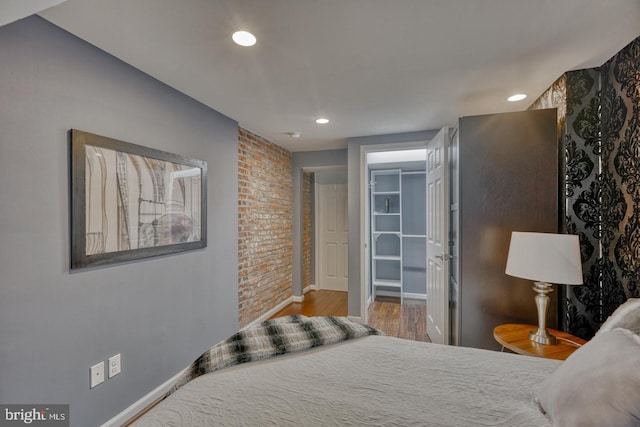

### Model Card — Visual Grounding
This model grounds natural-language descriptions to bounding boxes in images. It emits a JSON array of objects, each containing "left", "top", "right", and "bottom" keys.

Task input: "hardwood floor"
[
  {"left": 270, "top": 290, "right": 348, "bottom": 317},
  {"left": 270, "top": 290, "right": 429, "bottom": 342},
  {"left": 367, "top": 296, "right": 429, "bottom": 342}
]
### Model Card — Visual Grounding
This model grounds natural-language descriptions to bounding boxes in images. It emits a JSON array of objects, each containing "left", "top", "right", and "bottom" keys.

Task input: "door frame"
[
  {"left": 358, "top": 141, "right": 429, "bottom": 322},
  {"left": 301, "top": 166, "right": 347, "bottom": 297}
]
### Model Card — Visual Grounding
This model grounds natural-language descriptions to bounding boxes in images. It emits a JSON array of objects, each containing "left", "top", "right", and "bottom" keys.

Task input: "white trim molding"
[
  {"left": 303, "top": 284, "right": 318, "bottom": 294},
  {"left": 374, "top": 291, "right": 427, "bottom": 301},
  {"left": 347, "top": 315, "right": 363, "bottom": 323},
  {"left": 292, "top": 295, "right": 304, "bottom": 303}
]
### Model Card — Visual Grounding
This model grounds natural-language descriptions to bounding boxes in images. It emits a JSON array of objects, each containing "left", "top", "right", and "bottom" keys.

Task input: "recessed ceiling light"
[
  {"left": 315, "top": 118, "right": 329, "bottom": 124},
  {"left": 507, "top": 93, "right": 527, "bottom": 102},
  {"left": 232, "top": 31, "right": 256, "bottom": 47}
]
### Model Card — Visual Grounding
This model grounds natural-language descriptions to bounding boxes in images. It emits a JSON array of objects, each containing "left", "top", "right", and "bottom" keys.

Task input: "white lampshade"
[{"left": 505, "top": 232, "right": 583, "bottom": 285}]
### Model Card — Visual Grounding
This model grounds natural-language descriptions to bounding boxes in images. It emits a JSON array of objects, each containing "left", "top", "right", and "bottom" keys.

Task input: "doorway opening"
[
  {"left": 298, "top": 166, "right": 349, "bottom": 315},
  {"left": 362, "top": 145, "right": 429, "bottom": 341}
]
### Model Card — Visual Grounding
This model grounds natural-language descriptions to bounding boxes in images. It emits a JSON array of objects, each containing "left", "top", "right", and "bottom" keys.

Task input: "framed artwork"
[{"left": 70, "top": 129, "right": 207, "bottom": 269}]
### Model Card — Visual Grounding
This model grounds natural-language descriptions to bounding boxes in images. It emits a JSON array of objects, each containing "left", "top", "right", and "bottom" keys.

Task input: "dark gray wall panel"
[{"left": 458, "top": 109, "right": 558, "bottom": 350}]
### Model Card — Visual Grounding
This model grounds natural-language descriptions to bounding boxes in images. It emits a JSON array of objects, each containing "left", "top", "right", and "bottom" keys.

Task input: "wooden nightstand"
[{"left": 493, "top": 324, "right": 587, "bottom": 360}]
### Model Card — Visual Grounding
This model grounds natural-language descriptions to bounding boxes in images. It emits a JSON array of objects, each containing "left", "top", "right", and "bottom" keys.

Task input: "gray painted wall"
[
  {"left": 346, "top": 130, "right": 438, "bottom": 316},
  {"left": 0, "top": 17, "right": 238, "bottom": 426},
  {"left": 291, "top": 150, "right": 347, "bottom": 297}
]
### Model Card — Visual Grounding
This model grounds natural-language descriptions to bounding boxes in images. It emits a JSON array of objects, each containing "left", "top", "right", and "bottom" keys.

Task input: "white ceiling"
[
  {"left": 33, "top": 0, "right": 640, "bottom": 152},
  {"left": 0, "top": 0, "right": 65, "bottom": 27}
]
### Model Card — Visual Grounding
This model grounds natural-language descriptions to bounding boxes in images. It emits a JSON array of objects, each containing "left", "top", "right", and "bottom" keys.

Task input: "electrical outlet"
[
  {"left": 90, "top": 361, "right": 105, "bottom": 388},
  {"left": 108, "top": 354, "right": 121, "bottom": 378}
]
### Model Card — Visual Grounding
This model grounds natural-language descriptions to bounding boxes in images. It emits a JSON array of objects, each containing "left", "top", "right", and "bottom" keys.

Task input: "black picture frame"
[{"left": 70, "top": 129, "right": 207, "bottom": 269}]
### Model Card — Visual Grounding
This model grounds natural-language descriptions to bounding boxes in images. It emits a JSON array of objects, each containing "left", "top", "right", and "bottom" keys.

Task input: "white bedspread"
[{"left": 134, "top": 336, "right": 559, "bottom": 426}]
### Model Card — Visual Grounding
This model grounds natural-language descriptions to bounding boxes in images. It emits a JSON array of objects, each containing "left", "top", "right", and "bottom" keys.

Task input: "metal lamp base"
[
  {"left": 530, "top": 281, "right": 557, "bottom": 346},
  {"left": 529, "top": 328, "right": 557, "bottom": 345}
]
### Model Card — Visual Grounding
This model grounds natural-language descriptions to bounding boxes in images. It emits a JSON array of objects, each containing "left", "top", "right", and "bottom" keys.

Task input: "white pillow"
[
  {"left": 536, "top": 328, "right": 640, "bottom": 427},
  {"left": 597, "top": 298, "right": 640, "bottom": 336}
]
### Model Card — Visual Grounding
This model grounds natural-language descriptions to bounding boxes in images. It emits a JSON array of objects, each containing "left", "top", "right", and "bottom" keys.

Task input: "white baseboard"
[
  {"left": 241, "top": 296, "right": 294, "bottom": 330},
  {"left": 303, "top": 284, "right": 318, "bottom": 294},
  {"left": 101, "top": 366, "right": 189, "bottom": 427},
  {"left": 347, "top": 315, "right": 363, "bottom": 323},
  {"left": 375, "top": 291, "right": 427, "bottom": 301},
  {"left": 404, "top": 292, "right": 427, "bottom": 300},
  {"left": 293, "top": 284, "right": 320, "bottom": 302}
]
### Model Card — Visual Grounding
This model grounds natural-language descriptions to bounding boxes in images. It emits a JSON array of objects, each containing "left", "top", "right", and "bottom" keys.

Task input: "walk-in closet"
[{"left": 368, "top": 150, "right": 426, "bottom": 304}]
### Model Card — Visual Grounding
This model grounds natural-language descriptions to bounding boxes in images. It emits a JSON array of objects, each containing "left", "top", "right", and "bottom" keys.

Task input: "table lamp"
[{"left": 505, "top": 232, "right": 583, "bottom": 345}]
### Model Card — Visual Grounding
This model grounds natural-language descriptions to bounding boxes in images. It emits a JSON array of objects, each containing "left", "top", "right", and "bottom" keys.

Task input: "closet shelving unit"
[{"left": 371, "top": 169, "right": 403, "bottom": 304}]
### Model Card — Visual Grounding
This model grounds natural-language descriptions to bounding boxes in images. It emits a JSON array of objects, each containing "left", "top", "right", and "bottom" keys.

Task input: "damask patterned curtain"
[{"left": 529, "top": 36, "right": 640, "bottom": 339}]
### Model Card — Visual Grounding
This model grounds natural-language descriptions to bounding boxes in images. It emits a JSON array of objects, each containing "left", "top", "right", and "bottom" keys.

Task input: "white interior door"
[
  {"left": 426, "top": 127, "right": 450, "bottom": 344},
  {"left": 318, "top": 182, "right": 349, "bottom": 291}
]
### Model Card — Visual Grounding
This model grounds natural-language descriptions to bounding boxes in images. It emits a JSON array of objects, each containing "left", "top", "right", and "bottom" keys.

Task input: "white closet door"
[
  {"left": 318, "top": 183, "right": 349, "bottom": 291},
  {"left": 426, "top": 127, "right": 450, "bottom": 344}
]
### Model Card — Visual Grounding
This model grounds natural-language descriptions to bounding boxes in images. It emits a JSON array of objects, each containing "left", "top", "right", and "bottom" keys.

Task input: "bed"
[{"left": 132, "top": 302, "right": 640, "bottom": 427}]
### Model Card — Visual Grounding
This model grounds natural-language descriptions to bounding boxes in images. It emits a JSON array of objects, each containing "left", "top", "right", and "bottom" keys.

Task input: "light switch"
[
  {"left": 108, "top": 354, "right": 121, "bottom": 378},
  {"left": 90, "top": 361, "right": 105, "bottom": 388}
]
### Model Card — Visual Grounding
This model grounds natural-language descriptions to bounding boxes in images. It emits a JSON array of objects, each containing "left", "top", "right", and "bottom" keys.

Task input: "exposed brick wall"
[
  {"left": 238, "top": 127, "right": 293, "bottom": 327},
  {"left": 302, "top": 172, "right": 312, "bottom": 290}
]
